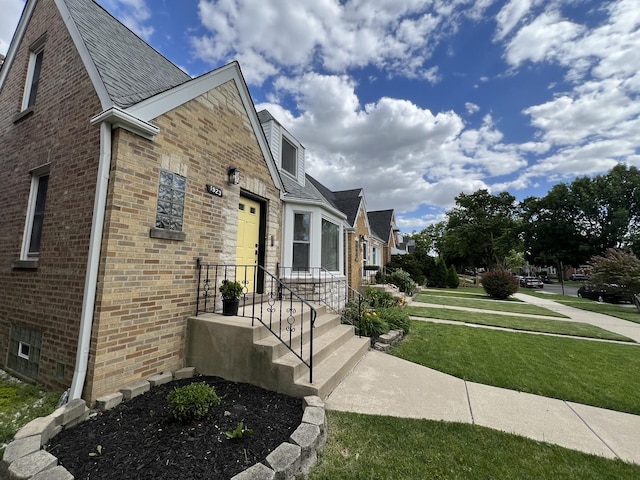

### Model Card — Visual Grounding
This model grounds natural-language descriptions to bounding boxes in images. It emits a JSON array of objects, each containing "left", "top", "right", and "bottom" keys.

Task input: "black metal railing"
[
  {"left": 195, "top": 260, "right": 317, "bottom": 383},
  {"left": 278, "top": 266, "right": 363, "bottom": 336}
]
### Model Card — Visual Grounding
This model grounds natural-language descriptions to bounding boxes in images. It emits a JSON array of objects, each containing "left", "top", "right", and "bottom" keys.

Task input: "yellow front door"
[{"left": 236, "top": 197, "right": 261, "bottom": 293}]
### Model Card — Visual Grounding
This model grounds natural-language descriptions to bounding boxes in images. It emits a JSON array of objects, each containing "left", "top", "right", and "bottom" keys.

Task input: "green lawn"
[
  {"left": 414, "top": 292, "right": 568, "bottom": 317},
  {"left": 405, "top": 305, "right": 633, "bottom": 342},
  {"left": 308, "top": 411, "right": 640, "bottom": 480},
  {"left": 418, "top": 288, "right": 490, "bottom": 299},
  {"left": 0, "top": 373, "right": 59, "bottom": 449},
  {"left": 391, "top": 321, "right": 640, "bottom": 415}
]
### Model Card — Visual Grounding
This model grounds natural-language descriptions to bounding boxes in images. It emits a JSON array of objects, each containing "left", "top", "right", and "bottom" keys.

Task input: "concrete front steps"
[{"left": 186, "top": 303, "right": 369, "bottom": 399}]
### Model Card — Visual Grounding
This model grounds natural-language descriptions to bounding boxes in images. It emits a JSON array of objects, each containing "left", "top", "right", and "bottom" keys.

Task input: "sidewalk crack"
[
  {"left": 464, "top": 380, "right": 475, "bottom": 424},
  {"left": 565, "top": 401, "right": 619, "bottom": 459}
]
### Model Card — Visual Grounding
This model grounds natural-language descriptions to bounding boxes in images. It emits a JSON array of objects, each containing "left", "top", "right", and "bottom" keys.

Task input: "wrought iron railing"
[
  {"left": 195, "top": 260, "right": 317, "bottom": 383},
  {"left": 278, "top": 266, "right": 363, "bottom": 336}
]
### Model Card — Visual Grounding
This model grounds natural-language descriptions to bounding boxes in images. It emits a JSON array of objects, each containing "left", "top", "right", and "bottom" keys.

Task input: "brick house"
[
  {"left": 368, "top": 209, "right": 404, "bottom": 265},
  {"left": 0, "top": 0, "right": 284, "bottom": 402}
]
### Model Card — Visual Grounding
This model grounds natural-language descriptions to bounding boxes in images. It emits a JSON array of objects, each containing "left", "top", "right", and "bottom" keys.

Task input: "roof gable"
[{"left": 368, "top": 209, "right": 394, "bottom": 242}]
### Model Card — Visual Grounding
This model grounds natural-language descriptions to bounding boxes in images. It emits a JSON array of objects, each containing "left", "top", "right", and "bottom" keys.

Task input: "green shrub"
[
  {"left": 167, "top": 382, "right": 220, "bottom": 422},
  {"left": 481, "top": 270, "right": 519, "bottom": 300},
  {"left": 360, "top": 311, "right": 390, "bottom": 339},
  {"left": 374, "top": 270, "right": 387, "bottom": 284},
  {"left": 376, "top": 307, "right": 411, "bottom": 334},
  {"left": 388, "top": 269, "right": 417, "bottom": 295},
  {"left": 447, "top": 266, "right": 460, "bottom": 288},
  {"left": 364, "top": 287, "right": 401, "bottom": 308}
]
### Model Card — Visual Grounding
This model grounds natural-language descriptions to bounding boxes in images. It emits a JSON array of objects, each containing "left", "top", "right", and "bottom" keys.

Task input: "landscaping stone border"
[{"left": 1, "top": 368, "right": 327, "bottom": 480}]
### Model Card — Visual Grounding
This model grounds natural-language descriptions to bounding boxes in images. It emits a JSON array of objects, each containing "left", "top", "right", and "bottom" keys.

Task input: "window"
[
  {"left": 293, "top": 213, "right": 310, "bottom": 271},
  {"left": 321, "top": 219, "right": 339, "bottom": 271},
  {"left": 156, "top": 169, "right": 186, "bottom": 231},
  {"left": 281, "top": 137, "right": 297, "bottom": 177},
  {"left": 22, "top": 37, "right": 45, "bottom": 111},
  {"left": 22, "top": 168, "right": 49, "bottom": 259},
  {"left": 372, "top": 245, "right": 379, "bottom": 265},
  {"left": 8, "top": 326, "right": 42, "bottom": 380}
]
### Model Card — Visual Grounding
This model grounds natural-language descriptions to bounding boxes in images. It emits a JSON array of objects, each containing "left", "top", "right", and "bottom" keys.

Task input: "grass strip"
[
  {"left": 0, "top": 374, "right": 59, "bottom": 447},
  {"left": 308, "top": 411, "right": 640, "bottom": 480},
  {"left": 414, "top": 293, "right": 567, "bottom": 317},
  {"left": 391, "top": 321, "right": 640, "bottom": 415},
  {"left": 405, "top": 305, "right": 633, "bottom": 342},
  {"left": 418, "top": 288, "right": 490, "bottom": 299}
]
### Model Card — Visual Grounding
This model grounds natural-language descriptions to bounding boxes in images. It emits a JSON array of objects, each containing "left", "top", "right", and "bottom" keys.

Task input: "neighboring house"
[
  {"left": 0, "top": 0, "right": 283, "bottom": 402},
  {"left": 368, "top": 209, "right": 403, "bottom": 265}
]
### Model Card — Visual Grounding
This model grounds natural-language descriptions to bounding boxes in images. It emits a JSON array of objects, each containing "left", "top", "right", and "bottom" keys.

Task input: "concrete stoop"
[{"left": 186, "top": 302, "right": 370, "bottom": 400}]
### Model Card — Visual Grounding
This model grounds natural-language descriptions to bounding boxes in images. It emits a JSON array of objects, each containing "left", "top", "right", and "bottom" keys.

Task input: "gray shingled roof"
[
  {"left": 306, "top": 176, "right": 362, "bottom": 227},
  {"left": 64, "top": 0, "right": 191, "bottom": 107},
  {"left": 368, "top": 210, "right": 393, "bottom": 241}
]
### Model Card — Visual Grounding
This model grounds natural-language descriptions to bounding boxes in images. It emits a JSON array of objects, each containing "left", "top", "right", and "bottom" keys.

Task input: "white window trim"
[
  {"left": 18, "top": 341, "right": 31, "bottom": 360},
  {"left": 21, "top": 37, "right": 46, "bottom": 111},
  {"left": 21, "top": 164, "right": 50, "bottom": 260},
  {"left": 292, "top": 211, "right": 312, "bottom": 271},
  {"left": 321, "top": 216, "right": 341, "bottom": 273}
]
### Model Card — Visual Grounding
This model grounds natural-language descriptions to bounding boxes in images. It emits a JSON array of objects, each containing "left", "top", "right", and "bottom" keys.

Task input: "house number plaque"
[{"left": 206, "top": 184, "right": 223, "bottom": 197}]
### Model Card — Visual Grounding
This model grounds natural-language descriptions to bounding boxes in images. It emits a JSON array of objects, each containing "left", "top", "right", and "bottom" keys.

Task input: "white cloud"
[
  {"left": 505, "top": 10, "right": 585, "bottom": 67},
  {"left": 100, "top": 0, "right": 154, "bottom": 40},
  {"left": 191, "top": 0, "right": 497, "bottom": 85},
  {"left": 465, "top": 102, "right": 480, "bottom": 115},
  {"left": 257, "top": 72, "right": 526, "bottom": 214},
  {"left": 495, "top": 0, "right": 534, "bottom": 40},
  {"left": 0, "top": 0, "right": 24, "bottom": 56}
]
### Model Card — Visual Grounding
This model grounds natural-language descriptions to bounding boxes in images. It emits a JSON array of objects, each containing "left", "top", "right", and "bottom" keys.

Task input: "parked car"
[
  {"left": 577, "top": 284, "right": 627, "bottom": 303},
  {"left": 570, "top": 273, "right": 589, "bottom": 281},
  {"left": 539, "top": 275, "right": 553, "bottom": 284},
  {"left": 520, "top": 276, "right": 543, "bottom": 288}
]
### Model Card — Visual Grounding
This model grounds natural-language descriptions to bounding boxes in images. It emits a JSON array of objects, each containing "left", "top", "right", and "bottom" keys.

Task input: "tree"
[
  {"left": 442, "top": 190, "right": 522, "bottom": 270},
  {"left": 588, "top": 248, "right": 640, "bottom": 300},
  {"left": 447, "top": 265, "right": 460, "bottom": 288},
  {"left": 523, "top": 164, "right": 640, "bottom": 268}
]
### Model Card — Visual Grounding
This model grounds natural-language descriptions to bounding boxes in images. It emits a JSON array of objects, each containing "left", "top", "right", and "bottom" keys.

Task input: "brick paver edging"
[{"left": 0, "top": 368, "right": 327, "bottom": 480}]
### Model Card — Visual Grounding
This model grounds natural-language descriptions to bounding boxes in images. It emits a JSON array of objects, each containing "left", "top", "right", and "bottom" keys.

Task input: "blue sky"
[{"left": 2, "top": 0, "right": 639, "bottom": 233}]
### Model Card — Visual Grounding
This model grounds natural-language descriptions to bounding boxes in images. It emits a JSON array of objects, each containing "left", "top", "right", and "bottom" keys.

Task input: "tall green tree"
[{"left": 442, "top": 190, "right": 521, "bottom": 270}]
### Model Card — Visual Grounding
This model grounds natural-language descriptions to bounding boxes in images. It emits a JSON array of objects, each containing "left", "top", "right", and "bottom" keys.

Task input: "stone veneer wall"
[{"left": 85, "top": 80, "right": 282, "bottom": 402}]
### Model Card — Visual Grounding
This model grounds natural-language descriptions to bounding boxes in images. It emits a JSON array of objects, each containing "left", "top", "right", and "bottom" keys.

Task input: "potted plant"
[{"left": 219, "top": 279, "right": 243, "bottom": 316}]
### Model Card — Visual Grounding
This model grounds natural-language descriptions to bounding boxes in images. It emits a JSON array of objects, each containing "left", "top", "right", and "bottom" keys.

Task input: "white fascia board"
[
  {"left": 54, "top": 0, "right": 112, "bottom": 110},
  {"left": 282, "top": 197, "right": 347, "bottom": 221},
  {"left": 0, "top": 0, "right": 36, "bottom": 93},
  {"left": 127, "top": 62, "right": 284, "bottom": 193},
  {"left": 91, "top": 106, "right": 159, "bottom": 140}
]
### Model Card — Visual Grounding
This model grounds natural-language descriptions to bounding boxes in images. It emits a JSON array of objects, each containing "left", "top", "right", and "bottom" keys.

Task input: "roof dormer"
[{"left": 258, "top": 110, "right": 305, "bottom": 186}]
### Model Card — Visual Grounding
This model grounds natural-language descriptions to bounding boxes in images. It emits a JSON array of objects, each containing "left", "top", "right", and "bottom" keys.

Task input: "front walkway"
[{"left": 325, "top": 294, "right": 640, "bottom": 465}]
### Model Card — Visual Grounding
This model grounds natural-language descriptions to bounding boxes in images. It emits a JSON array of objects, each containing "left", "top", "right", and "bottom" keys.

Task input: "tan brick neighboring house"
[
  {"left": 0, "top": 0, "right": 283, "bottom": 402},
  {"left": 368, "top": 209, "right": 404, "bottom": 265}
]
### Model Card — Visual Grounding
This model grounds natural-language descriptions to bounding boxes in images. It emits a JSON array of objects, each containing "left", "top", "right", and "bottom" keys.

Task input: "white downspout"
[{"left": 70, "top": 122, "right": 111, "bottom": 400}]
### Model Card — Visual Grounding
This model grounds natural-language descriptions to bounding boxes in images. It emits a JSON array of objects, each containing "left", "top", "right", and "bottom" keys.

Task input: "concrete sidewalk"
[
  {"left": 325, "top": 350, "right": 640, "bottom": 465},
  {"left": 514, "top": 292, "right": 640, "bottom": 343}
]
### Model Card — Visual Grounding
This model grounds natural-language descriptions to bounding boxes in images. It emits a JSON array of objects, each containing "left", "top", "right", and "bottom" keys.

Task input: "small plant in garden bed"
[
  {"left": 167, "top": 381, "right": 221, "bottom": 422},
  {"left": 225, "top": 421, "right": 253, "bottom": 440}
]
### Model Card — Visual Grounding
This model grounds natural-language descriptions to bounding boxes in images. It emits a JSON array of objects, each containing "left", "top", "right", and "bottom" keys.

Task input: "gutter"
[{"left": 69, "top": 122, "right": 112, "bottom": 400}]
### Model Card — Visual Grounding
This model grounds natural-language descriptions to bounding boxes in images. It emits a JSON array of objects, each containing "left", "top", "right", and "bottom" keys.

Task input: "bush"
[
  {"left": 388, "top": 269, "right": 417, "bottom": 295},
  {"left": 364, "top": 287, "right": 401, "bottom": 308},
  {"left": 447, "top": 266, "right": 460, "bottom": 289},
  {"left": 167, "top": 382, "right": 220, "bottom": 422},
  {"left": 374, "top": 270, "right": 387, "bottom": 284},
  {"left": 481, "top": 270, "right": 519, "bottom": 300},
  {"left": 376, "top": 307, "right": 411, "bottom": 334},
  {"left": 360, "top": 311, "right": 390, "bottom": 339}
]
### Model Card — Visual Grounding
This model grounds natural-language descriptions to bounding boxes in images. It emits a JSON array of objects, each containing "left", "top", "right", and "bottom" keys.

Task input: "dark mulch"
[{"left": 46, "top": 376, "right": 304, "bottom": 479}]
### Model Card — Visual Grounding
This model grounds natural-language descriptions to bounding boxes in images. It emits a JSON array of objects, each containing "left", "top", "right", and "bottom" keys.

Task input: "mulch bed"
[{"left": 46, "top": 376, "right": 304, "bottom": 479}]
